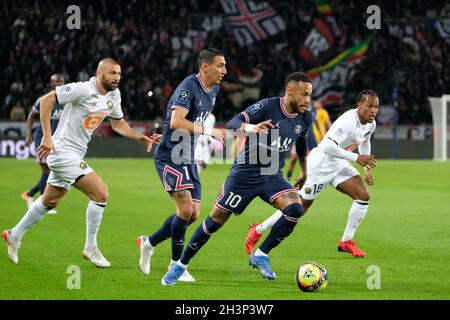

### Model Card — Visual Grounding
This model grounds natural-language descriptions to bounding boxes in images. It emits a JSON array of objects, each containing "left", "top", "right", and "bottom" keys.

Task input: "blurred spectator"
[{"left": 10, "top": 100, "right": 26, "bottom": 121}]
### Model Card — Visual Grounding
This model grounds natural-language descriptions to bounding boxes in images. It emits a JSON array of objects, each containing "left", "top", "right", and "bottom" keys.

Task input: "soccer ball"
[{"left": 295, "top": 262, "right": 328, "bottom": 292}]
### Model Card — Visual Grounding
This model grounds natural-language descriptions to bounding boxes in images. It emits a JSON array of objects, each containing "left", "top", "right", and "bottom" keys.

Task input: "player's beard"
[{"left": 101, "top": 76, "right": 117, "bottom": 92}]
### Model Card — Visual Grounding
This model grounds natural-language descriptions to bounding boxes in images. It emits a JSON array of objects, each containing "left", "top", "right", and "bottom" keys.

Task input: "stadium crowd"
[{"left": 1, "top": 0, "right": 448, "bottom": 125}]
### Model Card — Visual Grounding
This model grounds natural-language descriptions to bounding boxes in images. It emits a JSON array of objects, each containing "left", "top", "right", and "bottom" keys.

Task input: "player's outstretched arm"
[
  {"left": 227, "top": 113, "right": 273, "bottom": 134},
  {"left": 36, "top": 90, "right": 56, "bottom": 158},
  {"left": 110, "top": 118, "right": 157, "bottom": 152}
]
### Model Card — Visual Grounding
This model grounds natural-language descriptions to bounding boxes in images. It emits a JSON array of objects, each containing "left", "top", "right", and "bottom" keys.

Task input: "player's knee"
[
  {"left": 179, "top": 206, "right": 194, "bottom": 220},
  {"left": 282, "top": 202, "right": 304, "bottom": 219},
  {"left": 189, "top": 208, "right": 201, "bottom": 224},
  {"left": 357, "top": 190, "right": 370, "bottom": 202},
  {"left": 42, "top": 196, "right": 59, "bottom": 209},
  {"left": 91, "top": 184, "right": 109, "bottom": 203}
]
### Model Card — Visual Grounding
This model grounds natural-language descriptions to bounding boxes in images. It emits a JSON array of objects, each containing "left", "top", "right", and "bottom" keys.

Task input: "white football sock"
[
  {"left": 341, "top": 200, "right": 369, "bottom": 242},
  {"left": 85, "top": 200, "right": 106, "bottom": 250},
  {"left": 11, "top": 196, "right": 49, "bottom": 241},
  {"left": 144, "top": 237, "right": 155, "bottom": 250},
  {"left": 254, "top": 248, "right": 268, "bottom": 257},
  {"left": 256, "top": 210, "right": 283, "bottom": 234}
]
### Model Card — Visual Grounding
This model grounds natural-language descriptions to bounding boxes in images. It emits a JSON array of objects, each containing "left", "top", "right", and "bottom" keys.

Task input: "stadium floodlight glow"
[{"left": 429, "top": 94, "right": 450, "bottom": 161}]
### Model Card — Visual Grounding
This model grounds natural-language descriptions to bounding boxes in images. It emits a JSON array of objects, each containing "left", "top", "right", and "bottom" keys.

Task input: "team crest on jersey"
[
  {"left": 304, "top": 187, "right": 312, "bottom": 195},
  {"left": 176, "top": 89, "right": 190, "bottom": 104},
  {"left": 79, "top": 162, "right": 87, "bottom": 170},
  {"left": 248, "top": 103, "right": 263, "bottom": 115},
  {"left": 335, "top": 128, "right": 344, "bottom": 136},
  {"left": 64, "top": 85, "right": 72, "bottom": 92},
  {"left": 107, "top": 100, "right": 114, "bottom": 109},
  {"left": 167, "top": 177, "right": 175, "bottom": 188},
  {"left": 295, "top": 125, "right": 302, "bottom": 134}
]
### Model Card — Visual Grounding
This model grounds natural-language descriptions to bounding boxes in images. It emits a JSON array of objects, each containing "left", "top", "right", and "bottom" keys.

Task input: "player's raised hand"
[
  {"left": 211, "top": 128, "right": 225, "bottom": 144},
  {"left": 251, "top": 120, "right": 274, "bottom": 134},
  {"left": 294, "top": 173, "right": 307, "bottom": 190},
  {"left": 356, "top": 154, "right": 376, "bottom": 169},
  {"left": 152, "top": 133, "right": 162, "bottom": 144},
  {"left": 138, "top": 135, "right": 155, "bottom": 152},
  {"left": 36, "top": 135, "right": 54, "bottom": 159}
]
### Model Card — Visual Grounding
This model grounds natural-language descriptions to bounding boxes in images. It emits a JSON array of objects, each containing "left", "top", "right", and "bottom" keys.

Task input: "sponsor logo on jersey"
[
  {"left": 176, "top": 89, "right": 190, "bottom": 104},
  {"left": 107, "top": 100, "right": 114, "bottom": 109}
]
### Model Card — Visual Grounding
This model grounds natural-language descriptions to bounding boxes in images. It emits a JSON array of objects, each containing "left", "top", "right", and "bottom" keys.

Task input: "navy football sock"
[
  {"left": 180, "top": 216, "right": 222, "bottom": 265},
  {"left": 38, "top": 173, "right": 49, "bottom": 195},
  {"left": 170, "top": 215, "right": 189, "bottom": 261},
  {"left": 148, "top": 214, "right": 176, "bottom": 247},
  {"left": 28, "top": 183, "right": 40, "bottom": 197},
  {"left": 259, "top": 203, "right": 303, "bottom": 254}
]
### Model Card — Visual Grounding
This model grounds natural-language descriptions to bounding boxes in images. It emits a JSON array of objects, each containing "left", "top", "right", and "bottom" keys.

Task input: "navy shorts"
[
  {"left": 154, "top": 157, "right": 201, "bottom": 204},
  {"left": 214, "top": 171, "right": 296, "bottom": 214}
]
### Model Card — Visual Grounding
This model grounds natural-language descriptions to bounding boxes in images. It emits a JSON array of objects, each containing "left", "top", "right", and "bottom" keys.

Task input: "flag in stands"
[
  {"left": 220, "top": 0, "right": 286, "bottom": 46},
  {"left": 306, "top": 36, "right": 372, "bottom": 106}
]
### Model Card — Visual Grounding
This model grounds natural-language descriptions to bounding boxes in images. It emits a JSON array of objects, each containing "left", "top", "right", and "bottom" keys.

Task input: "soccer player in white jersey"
[
  {"left": 244, "top": 90, "right": 378, "bottom": 257},
  {"left": 194, "top": 113, "right": 216, "bottom": 174},
  {"left": 3, "top": 58, "right": 158, "bottom": 267}
]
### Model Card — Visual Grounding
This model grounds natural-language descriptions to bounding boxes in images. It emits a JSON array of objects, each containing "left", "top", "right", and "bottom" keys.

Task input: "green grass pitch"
[{"left": 1, "top": 158, "right": 449, "bottom": 300}]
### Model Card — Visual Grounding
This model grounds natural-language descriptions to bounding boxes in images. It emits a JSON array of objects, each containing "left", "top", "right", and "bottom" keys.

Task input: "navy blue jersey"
[
  {"left": 32, "top": 97, "right": 65, "bottom": 144},
  {"left": 231, "top": 97, "right": 313, "bottom": 178},
  {"left": 155, "top": 74, "right": 219, "bottom": 163}
]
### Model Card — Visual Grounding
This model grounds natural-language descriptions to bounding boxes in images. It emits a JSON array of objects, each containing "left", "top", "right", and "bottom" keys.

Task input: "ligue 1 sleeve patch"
[
  {"left": 176, "top": 89, "right": 190, "bottom": 104},
  {"left": 63, "top": 85, "right": 72, "bottom": 93},
  {"left": 247, "top": 102, "right": 263, "bottom": 115},
  {"left": 335, "top": 128, "right": 344, "bottom": 136}
]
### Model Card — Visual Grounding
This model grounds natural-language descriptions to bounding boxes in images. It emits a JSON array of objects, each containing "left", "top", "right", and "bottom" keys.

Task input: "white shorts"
[
  {"left": 299, "top": 162, "right": 359, "bottom": 200},
  {"left": 46, "top": 152, "right": 93, "bottom": 190},
  {"left": 194, "top": 144, "right": 211, "bottom": 165}
]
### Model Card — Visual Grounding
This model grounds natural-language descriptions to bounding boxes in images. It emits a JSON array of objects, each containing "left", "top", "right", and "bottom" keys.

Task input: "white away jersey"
[
  {"left": 308, "top": 109, "right": 376, "bottom": 172},
  {"left": 52, "top": 77, "right": 123, "bottom": 157}
]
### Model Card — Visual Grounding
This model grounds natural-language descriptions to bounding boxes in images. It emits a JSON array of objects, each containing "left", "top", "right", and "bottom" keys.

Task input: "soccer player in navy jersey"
[
  {"left": 161, "top": 72, "right": 314, "bottom": 285},
  {"left": 137, "top": 48, "right": 226, "bottom": 282},
  {"left": 21, "top": 74, "right": 65, "bottom": 214}
]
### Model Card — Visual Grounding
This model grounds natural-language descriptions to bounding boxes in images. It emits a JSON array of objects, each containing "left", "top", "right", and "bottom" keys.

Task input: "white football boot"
[
  {"left": 2, "top": 229, "right": 21, "bottom": 264},
  {"left": 82, "top": 246, "right": 111, "bottom": 268},
  {"left": 169, "top": 260, "right": 196, "bottom": 282},
  {"left": 137, "top": 236, "right": 154, "bottom": 275}
]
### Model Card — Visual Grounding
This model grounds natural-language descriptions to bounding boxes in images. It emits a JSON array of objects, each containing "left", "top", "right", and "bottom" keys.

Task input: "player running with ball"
[{"left": 245, "top": 90, "right": 379, "bottom": 257}]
